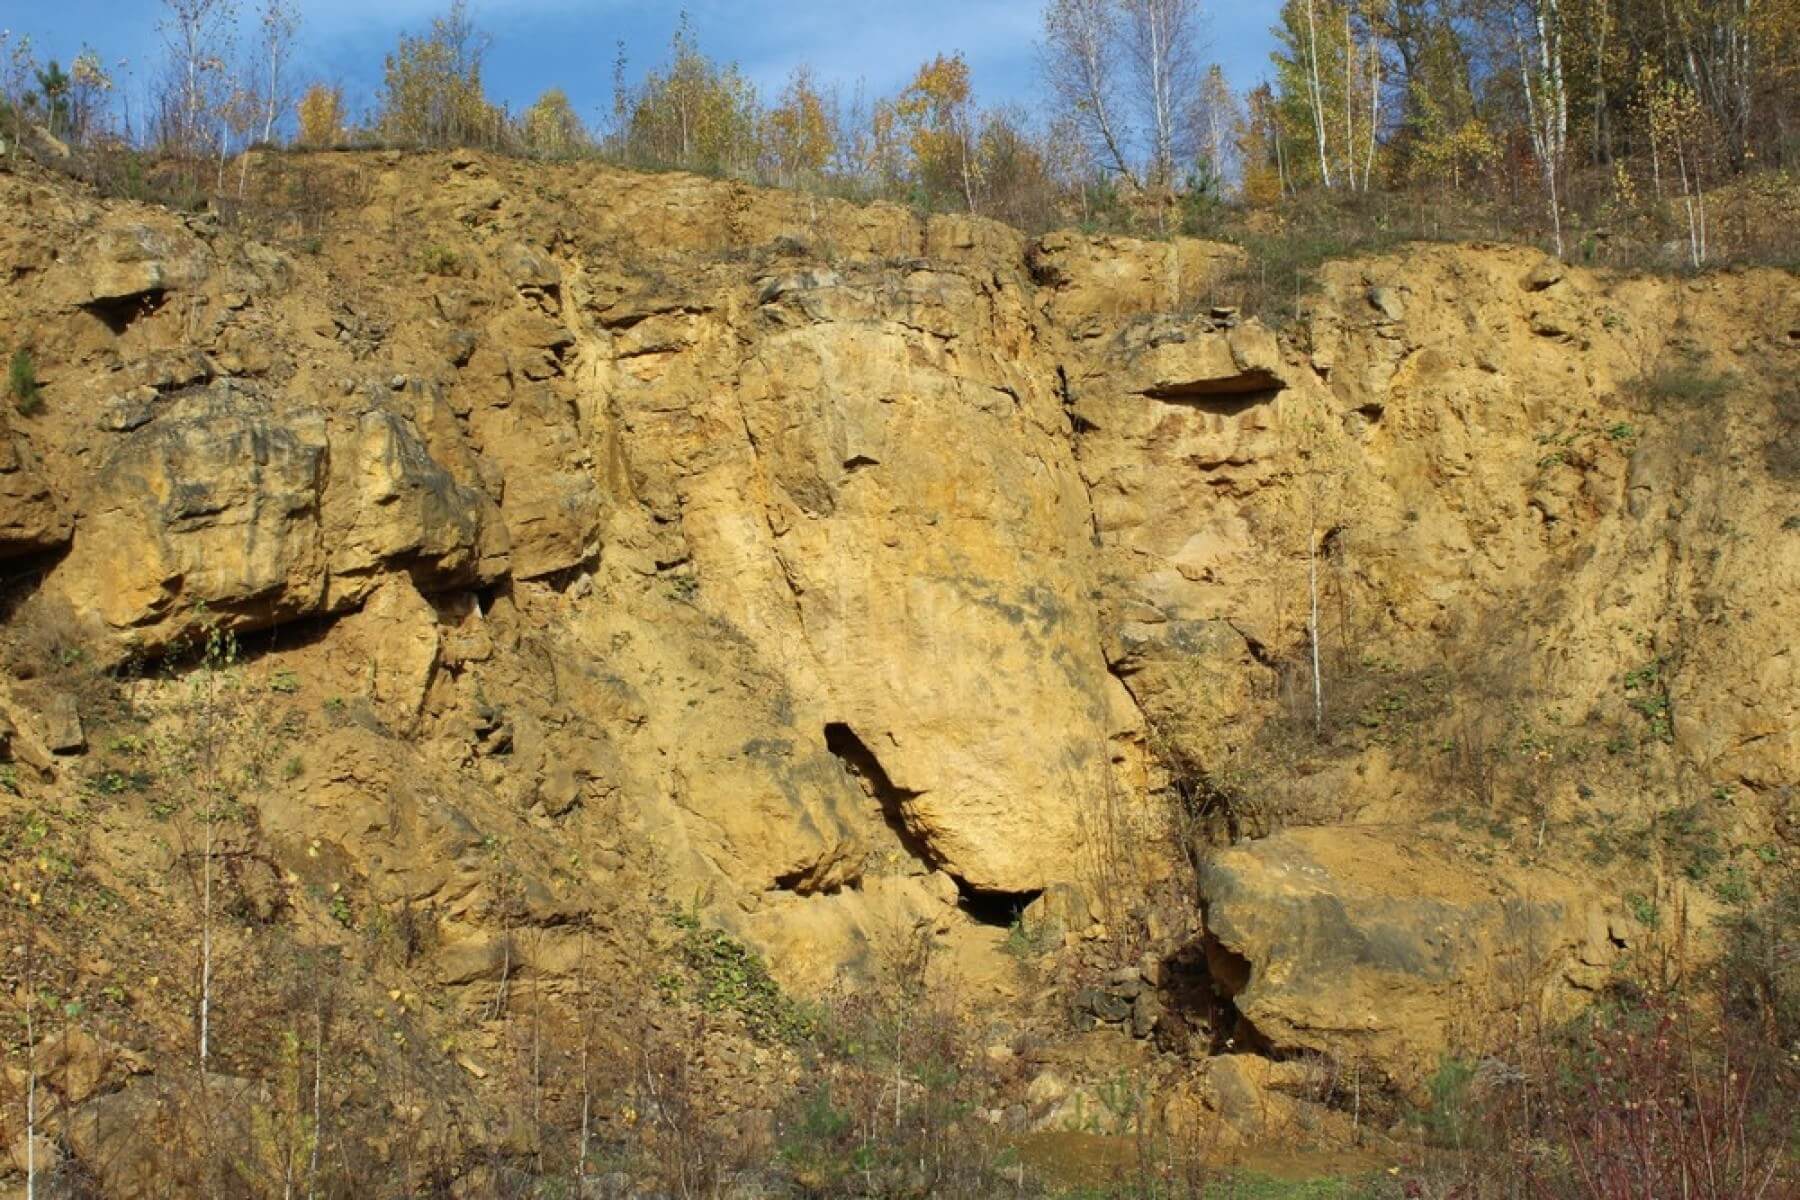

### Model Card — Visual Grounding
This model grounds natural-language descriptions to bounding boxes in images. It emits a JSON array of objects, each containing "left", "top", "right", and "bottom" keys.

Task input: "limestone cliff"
[{"left": 0, "top": 149, "right": 1794, "bottom": 1184}]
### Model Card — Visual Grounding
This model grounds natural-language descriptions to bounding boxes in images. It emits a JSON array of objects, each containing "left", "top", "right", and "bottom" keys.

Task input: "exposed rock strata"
[{"left": 0, "top": 152, "right": 1794, "bottom": 1129}]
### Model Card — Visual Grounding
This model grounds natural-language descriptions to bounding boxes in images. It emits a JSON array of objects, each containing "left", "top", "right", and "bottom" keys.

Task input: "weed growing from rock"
[{"left": 7, "top": 347, "right": 41, "bottom": 414}]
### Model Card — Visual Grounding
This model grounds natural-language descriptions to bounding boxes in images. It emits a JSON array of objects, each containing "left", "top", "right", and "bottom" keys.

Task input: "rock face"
[
  {"left": 0, "top": 149, "right": 1795, "bottom": 1123},
  {"left": 621, "top": 260, "right": 1119, "bottom": 893},
  {"left": 0, "top": 426, "right": 71, "bottom": 556},
  {"left": 62, "top": 220, "right": 211, "bottom": 310}
]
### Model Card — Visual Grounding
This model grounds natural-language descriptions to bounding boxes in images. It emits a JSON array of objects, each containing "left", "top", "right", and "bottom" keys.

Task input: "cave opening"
[
  {"left": 823, "top": 721, "right": 941, "bottom": 870},
  {"left": 1150, "top": 933, "right": 1274, "bottom": 1056},
  {"left": 83, "top": 289, "right": 168, "bottom": 336},
  {"left": 951, "top": 877, "right": 1043, "bottom": 928}
]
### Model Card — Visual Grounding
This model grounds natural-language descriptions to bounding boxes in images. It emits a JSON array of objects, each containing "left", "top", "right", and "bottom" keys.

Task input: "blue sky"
[{"left": 10, "top": 0, "right": 1282, "bottom": 134}]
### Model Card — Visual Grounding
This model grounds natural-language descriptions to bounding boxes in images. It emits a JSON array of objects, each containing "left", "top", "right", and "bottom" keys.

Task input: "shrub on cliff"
[{"left": 9, "top": 347, "right": 41, "bottom": 413}]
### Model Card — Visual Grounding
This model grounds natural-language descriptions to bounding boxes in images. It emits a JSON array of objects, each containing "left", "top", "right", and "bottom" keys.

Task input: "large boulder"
[
  {"left": 322, "top": 405, "right": 510, "bottom": 591},
  {"left": 57, "top": 219, "right": 210, "bottom": 309},
  {"left": 1198, "top": 826, "right": 1607, "bottom": 1085},
  {"left": 51, "top": 387, "right": 508, "bottom": 651}
]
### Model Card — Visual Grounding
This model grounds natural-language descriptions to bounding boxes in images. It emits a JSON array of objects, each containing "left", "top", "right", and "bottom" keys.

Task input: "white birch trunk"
[
  {"left": 200, "top": 803, "right": 213, "bottom": 1069},
  {"left": 307, "top": 1006, "right": 322, "bottom": 1199},
  {"left": 1149, "top": 5, "right": 1171, "bottom": 184},
  {"left": 24, "top": 955, "right": 35, "bottom": 1200},
  {"left": 262, "top": 42, "right": 280, "bottom": 144},
  {"left": 1309, "top": 529, "right": 1324, "bottom": 734},
  {"left": 1364, "top": 31, "right": 1381, "bottom": 189},
  {"left": 1514, "top": 7, "right": 1565, "bottom": 257},
  {"left": 1305, "top": 0, "right": 1334, "bottom": 187},
  {"left": 1344, "top": 6, "right": 1357, "bottom": 189}
]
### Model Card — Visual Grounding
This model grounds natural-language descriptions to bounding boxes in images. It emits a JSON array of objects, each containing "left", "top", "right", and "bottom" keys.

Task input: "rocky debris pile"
[{"left": 1071, "top": 965, "right": 1165, "bottom": 1039}]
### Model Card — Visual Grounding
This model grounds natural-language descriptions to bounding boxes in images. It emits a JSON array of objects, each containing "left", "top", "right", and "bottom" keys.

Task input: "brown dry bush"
[
  {"left": 222, "top": 152, "right": 376, "bottom": 244},
  {"left": 0, "top": 593, "right": 84, "bottom": 678},
  {"left": 1458, "top": 996, "right": 1792, "bottom": 1199},
  {"left": 1401, "top": 874, "right": 1800, "bottom": 1199}
]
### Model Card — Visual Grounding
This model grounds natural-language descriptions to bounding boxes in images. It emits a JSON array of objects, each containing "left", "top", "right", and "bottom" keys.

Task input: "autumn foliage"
[
  {"left": 295, "top": 83, "right": 343, "bottom": 148},
  {"left": 6, "top": 0, "right": 1797, "bottom": 255}
]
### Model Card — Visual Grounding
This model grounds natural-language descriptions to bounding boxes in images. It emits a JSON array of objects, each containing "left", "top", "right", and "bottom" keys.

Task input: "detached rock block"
[
  {"left": 77, "top": 222, "right": 208, "bottom": 306},
  {"left": 339, "top": 581, "right": 440, "bottom": 735},
  {"left": 37, "top": 690, "right": 85, "bottom": 754},
  {"left": 1200, "top": 826, "right": 1582, "bottom": 1087},
  {"left": 50, "top": 388, "right": 508, "bottom": 654}
]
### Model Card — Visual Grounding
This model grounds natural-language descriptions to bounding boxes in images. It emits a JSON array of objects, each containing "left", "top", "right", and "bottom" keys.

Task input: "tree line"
[{"left": 1, "top": 0, "right": 1795, "bottom": 258}]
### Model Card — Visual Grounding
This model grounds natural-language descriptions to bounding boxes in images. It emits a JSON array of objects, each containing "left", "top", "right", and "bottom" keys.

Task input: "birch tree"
[
  {"left": 1290, "top": 415, "right": 1352, "bottom": 736},
  {"left": 253, "top": 0, "right": 299, "bottom": 144},
  {"left": 1645, "top": 68, "right": 1710, "bottom": 265},
  {"left": 378, "top": 0, "right": 501, "bottom": 148},
  {"left": 895, "top": 53, "right": 981, "bottom": 211},
  {"left": 145, "top": 626, "right": 245, "bottom": 1078},
  {"left": 158, "top": 0, "right": 236, "bottom": 159},
  {"left": 1300, "top": 0, "right": 1336, "bottom": 184},
  {"left": 624, "top": 15, "right": 760, "bottom": 174},
  {"left": 1191, "top": 63, "right": 1241, "bottom": 187},
  {"left": 763, "top": 65, "right": 836, "bottom": 184},
  {"left": 15, "top": 886, "right": 43, "bottom": 1200},
  {"left": 1273, "top": 0, "right": 1385, "bottom": 190},
  {"left": 1042, "top": 0, "right": 1140, "bottom": 186},
  {"left": 295, "top": 82, "right": 344, "bottom": 146},
  {"left": 1122, "top": 0, "right": 1204, "bottom": 188},
  {"left": 67, "top": 50, "right": 114, "bottom": 147},
  {"left": 1511, "top": 0, "right": 1569, "bottom": 254},
  {"left": 521, "top": 87, "right": 588, "bottom": 157}
]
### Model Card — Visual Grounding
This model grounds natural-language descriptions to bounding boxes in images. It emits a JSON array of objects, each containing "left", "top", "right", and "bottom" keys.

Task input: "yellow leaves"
[
  {"left": 377, "top": 2, "right": 502, "bottom": 149},
  {"left": 898, "top": 53, "right": 972, "bottom": 123},
  {"left": 626, "top": 18, "right": 759, "bottom": 174},
  {"left": 69, "top": 50, "right": 111, "bottom": 93},
  {"left": 1236, "top": 84, "right": 1287, "bottom": 206},
  {"left": 1243, "top": 164, "right": 1285, "bottom": 207},
  {"left": 1409, "top": 117, "right": 1498, "bottom": 189},
  {"left": 295, "top": 80, "right": 343, "bottom": 147},
  {"left": 521, "top": 88, "right": 586, "bottom": 157},
  {"left": 1644, "top": 74, "right": 1705, "bottom": 143},
  {"left": 896, "top": 53, "right": 978, "bottom": 203},
  {"left": 765, "top": 67, "right": 835, "bottom": 181},
  {"left": 1610, "top": 159, "right": 1638, "bottom": 209}
]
